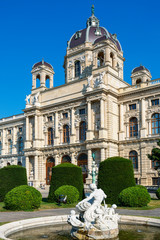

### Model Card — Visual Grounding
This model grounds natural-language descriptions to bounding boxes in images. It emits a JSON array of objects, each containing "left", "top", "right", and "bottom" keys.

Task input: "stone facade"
[{"left": 0, "top": 9, "right": 160, "bottom": 188}]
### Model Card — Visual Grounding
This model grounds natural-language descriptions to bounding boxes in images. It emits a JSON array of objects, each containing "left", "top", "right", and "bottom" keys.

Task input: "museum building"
[{"left": 0, "top": 7, "right": 160, "bottom": 188}]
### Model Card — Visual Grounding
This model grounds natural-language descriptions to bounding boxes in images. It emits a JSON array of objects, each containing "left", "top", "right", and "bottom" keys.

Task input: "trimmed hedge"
[
  {"left": 119, "top": 186, "right": 151, "bottom": 207},
  {"left": 0, "top": 165, "right": 27, "bottom": 202},
  {"left": 54, "top": 185, "right": 79, "bottom": 204},
  {"left": 156, "top": 187, "right": 160, "bottom": 199},
  {"left": 48, "top": 163, "right": 84, "bottom": 202},
  {"left": 4, "top": 185, "right": 42, "bottom": 210},
  {"left": 98, "top": 157, "right": 135, "bottom": 205}
]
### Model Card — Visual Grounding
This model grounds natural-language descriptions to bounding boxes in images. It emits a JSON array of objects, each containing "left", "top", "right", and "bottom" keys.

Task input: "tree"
[{"left": 148, "top": 139, "right": 160, "bottom": 170}]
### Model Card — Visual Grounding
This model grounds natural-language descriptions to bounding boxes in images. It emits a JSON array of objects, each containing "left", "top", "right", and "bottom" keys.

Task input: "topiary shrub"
[
  {"left": 54, "top": 185, "right": 79, "bottom": 204},
  {"left": 0, "top": 165, "right": 27, "bottom": 202},
  {"left": 4, "top": 185, "right": 42, "bottom": 210},
  {"left": 98, "top": 156, "right": 135, "bottom": 205},
  {"left": 48, "top": 163, "right": 84, "bottom": 202},
  {"left": 136, "top": 185, "right": 147, "bottom": 191},
  {"left": 119, "top": 186, "right": 151, "bottom": 207},
  {"left": 156, "top": 188, "right": 160, "bottom": 199}
]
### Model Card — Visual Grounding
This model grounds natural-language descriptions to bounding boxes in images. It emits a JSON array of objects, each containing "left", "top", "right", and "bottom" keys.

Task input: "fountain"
[{"left": 68, "top": 154, "right": 119, "bottom": 239}]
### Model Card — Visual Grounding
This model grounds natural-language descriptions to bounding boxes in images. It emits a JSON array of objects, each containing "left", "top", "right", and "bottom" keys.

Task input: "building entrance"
[
  {"left": 78, "top": 153, "right": 88, "bottom": 183},
  {"left": 46, "top": 157, "right": 55, "bottom": 185}
]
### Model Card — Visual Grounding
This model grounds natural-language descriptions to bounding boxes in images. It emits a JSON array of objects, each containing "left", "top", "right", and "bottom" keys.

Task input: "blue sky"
[{"left": 0, "top": 0, "right": 160, "bottom": 118}]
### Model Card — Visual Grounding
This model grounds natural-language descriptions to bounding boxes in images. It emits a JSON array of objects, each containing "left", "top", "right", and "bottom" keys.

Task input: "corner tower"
[{"left": 31, "top": 60, "right": 55, "bottom": 91}]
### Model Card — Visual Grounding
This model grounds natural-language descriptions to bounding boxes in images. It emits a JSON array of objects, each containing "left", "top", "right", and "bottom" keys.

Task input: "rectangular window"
[
  {"left": 151, "top": 99, "right": 159, "bottom": 106},
  {"left": 19, "top": 127, "right": 22, "bottom": 133},
  {"left": 8, "top": 129, "right": 11, "bottom": 134},
  {"left": 152, "top": 177, "right": 158, "bottom": 185},
  {"left": 47, "top": 116, "right": 52, "bottom": 122},
  {"left": 63, "top": 113, "right": 68, "bottom": 119},
  {"left": 129, "top": 104, "right": 136, "bottom": 110},
  {"left": 79, "top": 109, "right": 85, "bottom": 115}
]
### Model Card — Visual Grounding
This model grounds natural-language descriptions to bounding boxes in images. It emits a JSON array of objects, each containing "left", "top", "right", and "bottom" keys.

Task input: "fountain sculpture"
[{"left": 68, "top": 154, "right": 119, "bottom": 240}]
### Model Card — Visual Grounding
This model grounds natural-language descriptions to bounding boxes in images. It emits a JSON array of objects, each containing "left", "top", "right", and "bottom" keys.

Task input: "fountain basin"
[{"left": 0, "top": 215, "right": 160, "bottom": 240}]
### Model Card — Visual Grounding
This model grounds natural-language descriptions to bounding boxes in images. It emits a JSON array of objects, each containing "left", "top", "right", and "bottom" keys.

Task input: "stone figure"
[
  {"left": 68, "top": 183, "right": 120, "bottom": 239},
  {"left": 25, "top": 94, "right": 31, "bottom": 105},
  {"left": 34, "top": 92, "right": 39, "bottom": 104},
  {"left": 99, "top": 71, "right": 105, "bottom": 84},
  {"left": 87, "top": 75, "right": 92, "bottom": 88}
]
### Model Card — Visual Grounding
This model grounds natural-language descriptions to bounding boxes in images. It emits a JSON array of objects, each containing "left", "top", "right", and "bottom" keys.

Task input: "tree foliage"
[{"left": 148, "top": 139, "right": 160, "bottom": 170}]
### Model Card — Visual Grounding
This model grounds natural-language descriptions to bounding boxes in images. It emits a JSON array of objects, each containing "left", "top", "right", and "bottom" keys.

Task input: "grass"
[{"left": 0, "top": 198, "right": 160, "bottom": 212}]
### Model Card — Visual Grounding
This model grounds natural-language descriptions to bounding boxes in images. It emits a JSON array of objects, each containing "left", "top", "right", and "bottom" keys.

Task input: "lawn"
[{"left": 0, "top": 198, "right": 160, "bottom": 212}]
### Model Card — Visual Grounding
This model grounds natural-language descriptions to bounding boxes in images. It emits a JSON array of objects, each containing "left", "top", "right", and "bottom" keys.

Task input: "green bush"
[
  {"left": 98, "top": 156, "right": 135, "bottom": 205},
  {"left": 0, "top": 165, "right": 27, "bottom": 202},
  {"left": 4, "top": 185, "right": 42, "bottom": 210},
  {"left": 54, "top": 185, "right": 79, "bottom": 204},
  {"left": 136, "top": 185, "right": 147, "bottom": 191},
  {"left": 156, "top": 188, "right": 160, "bottom": 199},
  {"left": 119, "top": 186, "right": 151, "bottom": 207},
  {"left": 48, "top": 163, "right": 84, "bottom": 202}
]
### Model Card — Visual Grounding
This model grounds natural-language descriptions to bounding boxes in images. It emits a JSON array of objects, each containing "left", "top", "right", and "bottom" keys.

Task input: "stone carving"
[
  {"left": 68, "top": 184, "right": 119, "bottom": 239},
  {"left": 81, "top": 55, "right": 85, "bottom": 62},
  {"left": 88, "top": 54, "right": 93, "bottom": 62},
  {"left": 94, "top": 71, "right": 105, "bottom": 88},
  {"left": 25, "top": 94, "right": 31, "bottom": 105},
  {"left": 34, "top": 92, "right": 40, "bottom": 106},
  {"left": 25, "top": 92, "right": 40, "bottom": 107}
]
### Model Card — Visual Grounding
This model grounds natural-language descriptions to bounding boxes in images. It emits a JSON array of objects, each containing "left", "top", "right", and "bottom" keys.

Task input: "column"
[
  {"left": 34, "top": 156, "right": 38, "bottom": 181},
  {"left": 105, "top": 47, "right": 110, "bottom": 64},
  {"left": 55, "top": 155, "right": 59, "bottom": 166},
  {"left": 113, "top": 54, "right": 117, "bottom": 69},
  {"left": 2, "top": 129, "right": 5, "bottom": 155},
  {"left": 148, "top": 121, "right": 151, "bottom": 136},
  {"left": 71, "top": 153, "right": 76, "bottom": 165},
  {"left": 70, "top": 108, "right": 76, "bottom": 143},
  {"left": 49, "top": 75, "right": 53, "bottom": 88},
  {"left": 35, "top": 115, "right": 38, "bottom": 140},
  {"left": 119, "top": 103, "right": 124, "bottom": 140},
  {"left": 100, "top": 99, "right": 104, "bottom": 129},
  {"left": 25, "top": 156, "right": 29, "bottom": 179},
  {"left": 100, "top": 148, "right": 105, "bottom": 162},
  {"left": 26, "top": 116, "right": 29, "bottom": 141},
  {"left": 32, "top": 75, "right": 36, "bottom": 89},
  {"left": 87, "top": 149, "right": 92, "bottom": 177},
  {"left": 86, "top": 101, "right": 93, "bottom": 140},
  {"left": 126, "top": 124, "right": 129, "bottom": 139},
  {"left": 141, "top": 98, "right": 146, "bottom": 137},
  {"left": 12, "top": 127, "right": 16, "bottom": 154},
  {"left": 54, "top": 112, "right": 59, "bottom": 145},
  {"left": 99, "top": 99, "right": 107, "bottom": 138}
]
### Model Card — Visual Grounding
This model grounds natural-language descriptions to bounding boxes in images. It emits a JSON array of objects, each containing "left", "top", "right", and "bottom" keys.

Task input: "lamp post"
[{"left": 89, "top": 152, "right": 98, "bottom": 184}]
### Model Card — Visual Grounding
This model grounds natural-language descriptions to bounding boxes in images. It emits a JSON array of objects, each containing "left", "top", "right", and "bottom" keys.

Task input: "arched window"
[
  {"left": 18, "top": 137, "right": 23, "bottom": 153},
  {"left": 129, "top": 151, "right": 138, "bottom": 169},
  {"left": 75, "top": 61, "right": 81, "bottom": 78},
  {"left": 8, "top": 139, "right": 12, "bottom": 154},
  {"left": 36, "top": 74, "right": 40, "bottom": 88},
  {"left": 48, "top": 128, "right": 53, "bottom": 145},
  {"left": 152, "top": 113, "right": 160, "bottom": 135},
  {"left": 136, "top": 79, "right": 141, "bottom": 84},
  {"left": 46, "top": 157, "right": 55, "bottom": 185},
  {"left": 18, "top": 161, "right": 22, "bottom": 166},
  {"left": 78, "top": 153, "right": 88, "bottom": 183},
  {"left": 129, "top": 117, "right": 138, "bottom": 137},
  {"left": 110, "top": 52, "right": 114, "bottom": 67},
  {"left": 61, "top": 155, "right": 71, "bottom": 163},
  {"left": 79, "top": 121, "right": 86, "bottom": 141},
  {"left": 63, "top": 125, "right": 69, "bottom": 143},
  {"left": 97, "top": 51, "right": 104, "bottom": 68},
  {"left": 45, "top": 75, "right": 50, "bottom": 88},
  {"left": 0, "top": 141, "right": 2, "bottom": 155}
]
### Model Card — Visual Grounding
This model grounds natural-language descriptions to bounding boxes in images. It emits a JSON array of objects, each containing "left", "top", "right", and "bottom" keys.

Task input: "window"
[
  {"left": 151, "top": 159, "right": 160, "bottom": 169},
  {"left": 129, "top": 117, "right": 138, "bottom": 137},
  {"left": 61, "top": 155, "right": 71, "bottom": 163},
  {"left": 63, "top": 125, "right": 69, "bottom": 143},
  {"left": 151, "top": 113, "right": 160, "bottom": 135},
  {"left": 47, "top": 116, "right": 52, "bottom": 122},
  {"left": 18, "top": 161, "right": 22, "bottom": 166},
  {"left": 48, "top": 128, "right": 53, "bottom": 145},
  {"left": 8, "top": 139, "right": 12, "bottom": 154},
  {"left": 136, "top": 79, "right": 141, "bottom": 84},
  {"left": 151, "top": 99, "right": 159, "bottom": 106},
  {"left": 75, "top": 31, "right": 82, "bottom": 39},
  {"left": 79, "top": 121, "right": 86, "bottom": 141},
  {"left": 19, "top": 127, "right": 22, "bottom": 133},
  {"left": 63, "top": 112, "right": 68, "bottom": 119},
  {"left": 129, "top": 104, "right": 136, "bottom": 110},
  {"left": 75, "top": 61, "right": 81, "bottom": 78},
  {"left": 129, "top": 151, "right": 138, "bottom": 169},
  {"left": 8, "top": 129, "right": 11, "bottom": 134},
  {"left": 110, "top": 52, "right": 114, "bottom": 67},
  {"left": 79, "top": 109, "right": 85, "bottom": 115},
  {"left": 18, "top": 137, "right": 23, "bottom": 153},
  {"left": 152, "top": 177, "right": 158, "bottom": 185},
  {"left": 97, "top": 51, "right": 104, "bottom": 68}
]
